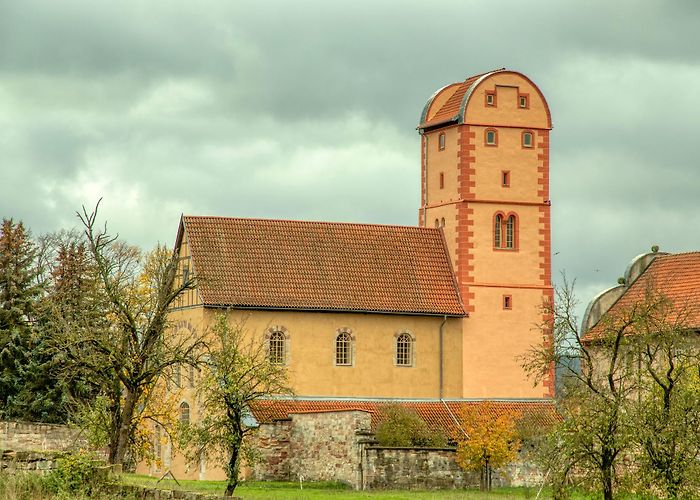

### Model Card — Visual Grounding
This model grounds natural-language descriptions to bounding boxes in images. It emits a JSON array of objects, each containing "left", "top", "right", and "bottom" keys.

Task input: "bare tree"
[
  {"left": 524, "top": 276, "right": 642, "bottom": 500},
  {"left": 60, "top": 201, "right": 204, "bottom": 466}
]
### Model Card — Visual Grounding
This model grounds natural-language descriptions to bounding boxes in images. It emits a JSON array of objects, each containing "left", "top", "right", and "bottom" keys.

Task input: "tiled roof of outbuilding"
[
  {"left": 587, "top": 252, "right": 700, "bottom": 337},
  {"left": 178, "top": 216, "right": 464, "bottom": 316},
  {"left": 248, "top": 398, "right": 560, "bottom": 437}
]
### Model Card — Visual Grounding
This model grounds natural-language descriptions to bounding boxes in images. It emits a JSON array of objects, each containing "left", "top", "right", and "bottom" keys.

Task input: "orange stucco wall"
[{"left": 421, "top": 71, "right": 553, "bottom": 399}]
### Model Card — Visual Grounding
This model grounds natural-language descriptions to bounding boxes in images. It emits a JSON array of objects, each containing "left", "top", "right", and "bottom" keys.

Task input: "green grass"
[{"left": 121, "top": 474, "right": 552, "bottom": 499}]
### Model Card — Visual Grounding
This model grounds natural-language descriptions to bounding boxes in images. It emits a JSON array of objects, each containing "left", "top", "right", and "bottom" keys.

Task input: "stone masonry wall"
[
  {"left": 250, "top": 418, "right": 292, "bottom": 480},
  {"left": 287, "top": 410, "right": 372, "bottom": 487},
  {"left": 1, "top": 421, "right": 88, "bottom": 452},
  {"left": 363, "top": 447, "right": 478, "bottom": 490},
  {"left": 362, "top": 447, "right": 543, "bottom": 490},
  {"left": 250, "top": 412, "right": 544, "bottom": 490}
]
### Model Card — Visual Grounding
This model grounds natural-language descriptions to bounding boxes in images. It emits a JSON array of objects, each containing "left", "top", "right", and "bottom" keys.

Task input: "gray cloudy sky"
[{"left": 2, "top": 0, "right": 699, "bottom": 317}]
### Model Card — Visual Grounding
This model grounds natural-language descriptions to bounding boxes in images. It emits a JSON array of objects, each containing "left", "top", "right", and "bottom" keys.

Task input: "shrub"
[
  {"left": 44, "top": 452, "right": 111, "bottom": 496},
  {"left": 374, "top": 404, "right": 447, "bottom": 447}
]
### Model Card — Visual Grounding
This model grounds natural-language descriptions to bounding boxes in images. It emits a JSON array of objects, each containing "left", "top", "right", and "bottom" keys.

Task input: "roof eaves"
[{"left": 202, "top": 303, "right": 466, "bottom": 318}]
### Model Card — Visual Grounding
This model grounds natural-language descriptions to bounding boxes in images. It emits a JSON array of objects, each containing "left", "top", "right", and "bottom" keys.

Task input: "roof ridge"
[{"left": 183, "top": 214, "right": 442, "bottom": 232}]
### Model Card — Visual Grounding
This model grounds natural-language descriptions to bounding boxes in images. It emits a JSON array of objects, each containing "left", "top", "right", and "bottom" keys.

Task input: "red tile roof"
[
  {"left": 587, "top": 252, "right": 700, "bottom": 337},
  {"left": 427, "top": 74, "right": 483, "bottom": 125},
  {"left": 179, "top": 216, "right": 464, "bottom": 316},
  {"left": 249, "top": 399, "right": 560, "bottom": 438}
]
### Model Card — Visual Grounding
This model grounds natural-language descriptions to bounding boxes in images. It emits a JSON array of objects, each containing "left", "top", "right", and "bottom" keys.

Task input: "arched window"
[
  {"left": 434, "top": 218, "right": 440, "bottom": 228},
  {"left": 335, "top": 332, "right": 353, "bottom": 366},
  {"left": 396, "top": 332, "right": 414, "bottom": 367},
  {"left": 506, "top": 215, "right": 515, "bottom": 249},
  {"left": 494, "top": 214, "right": 502, "bottom": 248},
  {"left": 440, "top": 217, "right": 445, "bottom": 228},
  {"left": 485, "top": 129, "right": 498, "bottom": 146},
  {"left": 174, "top": 364, "right": 181, "bottom": 388},
  {"left": 179, "top": 402, "right": 190, "bottom": 424},
  {"left": 494, "top": 212, "right": 517, "bottom": 250},
  {"left": 188, "top": 365, "right": 196, "bottom": 388},
  {"left": 268, "top": 331, "right": 286, "bottom": 365},
  {"left": 522, "top": 131, "right": 533, "bottom": 148}
]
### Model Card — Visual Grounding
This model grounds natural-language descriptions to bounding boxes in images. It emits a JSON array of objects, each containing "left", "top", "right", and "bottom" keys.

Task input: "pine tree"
[{"left": 0, "top": 219, "right": 41, "bottom": 417}]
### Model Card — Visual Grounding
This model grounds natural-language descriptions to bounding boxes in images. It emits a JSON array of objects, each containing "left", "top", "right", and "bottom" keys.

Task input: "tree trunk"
[
  {"left": 112, "top": 387, "right": 138, "bottom": 465},
  {"left": 225, "top": 445, "right": 241, "bottom": 497},
  {"left": 602, "top": 463, "right": 614, "bottom": 500}
]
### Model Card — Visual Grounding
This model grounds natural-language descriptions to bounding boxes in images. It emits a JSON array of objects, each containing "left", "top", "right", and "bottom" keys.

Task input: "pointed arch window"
[
  {"left": 180, "top": 402, "right": 190, "bottom": 424},
  {"left": 494, "top": 214, "right": 502, "bottom": 248},
  {"left": 494, "top": 212, "right": 518, "bottom": 250}
]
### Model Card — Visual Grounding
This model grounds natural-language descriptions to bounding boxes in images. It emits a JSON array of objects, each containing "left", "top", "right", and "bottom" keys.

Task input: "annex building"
[{"left": 148, "top": 69, "right": 557, "bottom": 480}]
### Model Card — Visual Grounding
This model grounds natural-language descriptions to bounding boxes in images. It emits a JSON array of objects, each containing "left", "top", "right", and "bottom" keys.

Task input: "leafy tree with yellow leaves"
[{"left": 455, "top": 401, "right": 521, "bottom": 491}]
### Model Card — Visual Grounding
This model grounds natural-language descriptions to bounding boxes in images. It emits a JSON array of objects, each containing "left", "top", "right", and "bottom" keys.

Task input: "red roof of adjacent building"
[
  {"left": 248, "top": 399, "right": 559, "bottom": 438},
  {"left": 178, "top": 216, "right": 465, "bottom": 316},
  {"left": 587, "top": 252, "right": 700, "bottom": 337}
]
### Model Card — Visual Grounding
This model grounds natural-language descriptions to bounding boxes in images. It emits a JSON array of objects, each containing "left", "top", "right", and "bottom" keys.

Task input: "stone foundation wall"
[{"left": 0, "top": 421, "right": 88, "bottom": 452}]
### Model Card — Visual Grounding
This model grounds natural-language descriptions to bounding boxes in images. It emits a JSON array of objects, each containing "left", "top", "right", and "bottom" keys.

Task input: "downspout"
[
  {"left": 422, "top": 132, "right": 429, "bottom": 227},
  {"left": 439, "top": 314, "right": 447, "bottom": 399}
]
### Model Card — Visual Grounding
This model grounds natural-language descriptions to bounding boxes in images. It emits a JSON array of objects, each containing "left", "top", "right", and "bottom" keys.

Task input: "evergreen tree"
[
  {"left": 0, "top": 219, "right": 41, "bottom": 417},
  {"left": 12, "top": 239, "right": 95, "bottom": 422}
]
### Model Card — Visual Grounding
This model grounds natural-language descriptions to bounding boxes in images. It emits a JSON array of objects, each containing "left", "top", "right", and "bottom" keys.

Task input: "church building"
[{"left": 152, "top": 69, "right": 555, "bottom": 479}]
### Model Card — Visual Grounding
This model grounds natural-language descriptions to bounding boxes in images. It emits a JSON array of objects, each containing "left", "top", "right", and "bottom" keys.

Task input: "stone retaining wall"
[
  {"left": 362, "top": 447, "right": 478, "bottom": 490},
  {"left": 0, "top": 421, "right": 88, "bottom": 452}
]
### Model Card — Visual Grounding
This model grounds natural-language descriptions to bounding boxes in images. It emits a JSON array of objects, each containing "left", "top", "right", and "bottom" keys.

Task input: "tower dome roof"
[{"left": 418, "top": 69, "right": 552, "bottom": 131}]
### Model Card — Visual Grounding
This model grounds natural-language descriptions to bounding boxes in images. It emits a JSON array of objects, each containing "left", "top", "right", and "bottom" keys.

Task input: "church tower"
[{"left": 418, "top": 69, "right": 553, "bottom": 398}]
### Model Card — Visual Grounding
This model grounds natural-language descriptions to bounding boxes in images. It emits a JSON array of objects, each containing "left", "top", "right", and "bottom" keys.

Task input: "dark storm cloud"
[{"left": 2, "top": 0, "right": 699, "bottom": 319}]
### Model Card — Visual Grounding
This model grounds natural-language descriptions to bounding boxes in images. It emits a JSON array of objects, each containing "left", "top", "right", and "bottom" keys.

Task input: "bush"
[
  {"left": 44, "top": 452, "right": 111, "bottom": 496},
  {"left": 374, "top": 404, "right": 447, "bottom": 447}
]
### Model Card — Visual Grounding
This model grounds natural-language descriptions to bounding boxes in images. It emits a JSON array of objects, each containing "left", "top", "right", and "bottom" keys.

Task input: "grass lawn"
[{"left": 121, "top": 474, "right": 551, "bottom": 499}]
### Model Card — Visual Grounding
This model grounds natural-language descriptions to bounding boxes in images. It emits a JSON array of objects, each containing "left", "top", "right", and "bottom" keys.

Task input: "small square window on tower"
[
  {"left": 501, "top": 170, "right": 510, "bottom": 187},
  {"left": 438, "top": 132, "right": 446, "bottom": 150},
  {"left": 518, "top": 94, "right": 529, "bottom": 109},
  {"left": 485, "top": 91, "right": 496, "bottom": 107},
  {"left": 503, "top": 295, "right": 512, "bottom": 310}
]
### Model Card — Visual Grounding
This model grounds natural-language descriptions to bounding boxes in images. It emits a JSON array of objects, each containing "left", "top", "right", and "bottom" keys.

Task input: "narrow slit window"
[
  {"left": 439, "top": 172, "right": 444, "bottom": 189},
  {"left": 502, "top": 171, "right": 510, "bottom": 187},
  {"left": 503, "top": 295, "right": 512, "bottom": 310}
]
